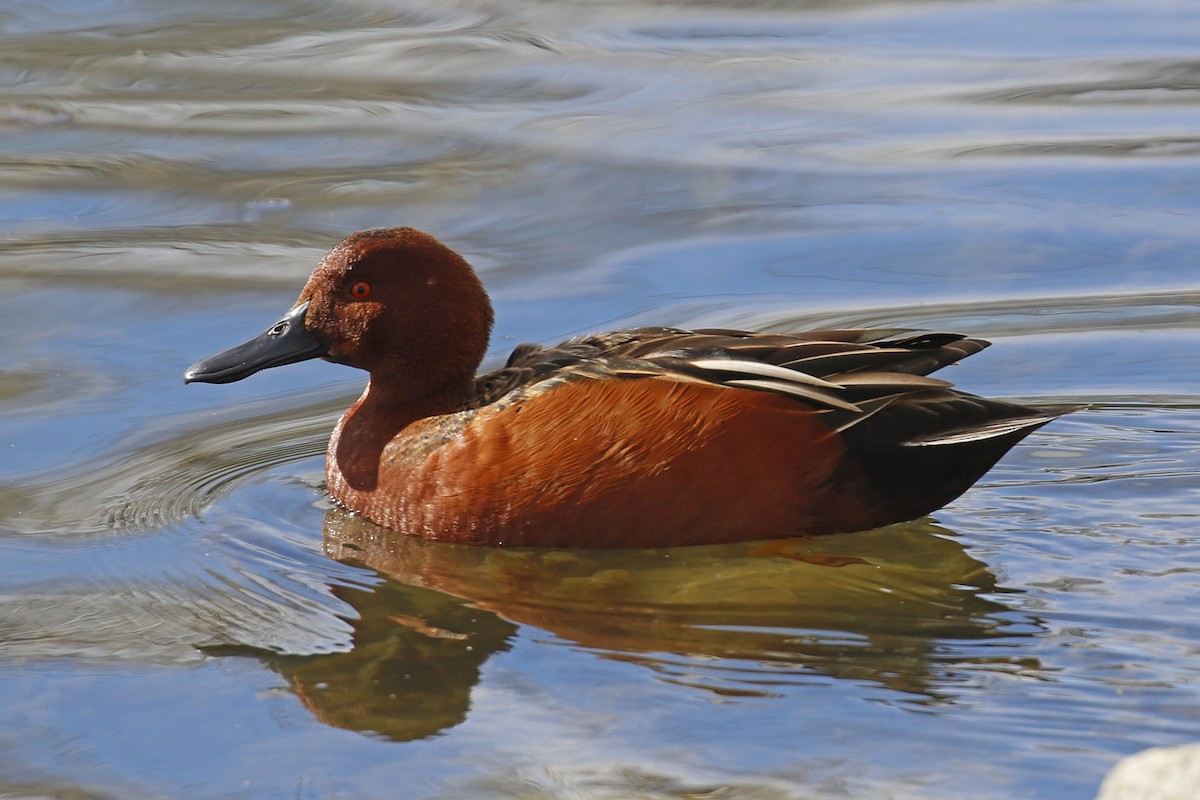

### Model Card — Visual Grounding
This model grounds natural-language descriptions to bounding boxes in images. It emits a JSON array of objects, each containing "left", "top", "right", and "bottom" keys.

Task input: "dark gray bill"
[{"left": 184, "top": 301, "right": 326, "bottom": 384}]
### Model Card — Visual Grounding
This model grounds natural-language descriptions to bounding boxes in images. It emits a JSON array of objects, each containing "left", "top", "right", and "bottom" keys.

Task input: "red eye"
[{"left": 350, "top": 281, "right": 372, "bottom": 299}]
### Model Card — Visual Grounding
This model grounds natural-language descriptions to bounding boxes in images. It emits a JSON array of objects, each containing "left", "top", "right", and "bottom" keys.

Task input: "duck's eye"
[{"left": 349, "top": 281, "right": 372, "bottom": 299}]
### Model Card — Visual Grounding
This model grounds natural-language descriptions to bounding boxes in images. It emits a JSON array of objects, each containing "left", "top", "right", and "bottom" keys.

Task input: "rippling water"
[{"left": 2, "top": 0, "right": 1199, "bottom": 798}]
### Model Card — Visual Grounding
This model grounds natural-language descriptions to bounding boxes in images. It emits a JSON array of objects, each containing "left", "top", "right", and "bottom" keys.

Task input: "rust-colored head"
[
  {"left": 185, "top": 228, "right": 493, "bottom": 405},
  {"left": 297, "top": 228, "right": 493, "bottom": 400}
]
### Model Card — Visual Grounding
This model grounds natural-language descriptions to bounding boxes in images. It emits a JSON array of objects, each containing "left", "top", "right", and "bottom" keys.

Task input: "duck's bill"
[{"left": 184, "top": 301, "right": 327, "bottom": 384}]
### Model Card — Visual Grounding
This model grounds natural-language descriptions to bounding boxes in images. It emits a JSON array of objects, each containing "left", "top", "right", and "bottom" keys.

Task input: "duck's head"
[{"left": 185, "top": 228, "right": 494, "bottom": 401}]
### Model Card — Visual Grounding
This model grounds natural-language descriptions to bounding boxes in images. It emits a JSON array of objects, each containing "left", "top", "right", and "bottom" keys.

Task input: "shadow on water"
[{"left": 265, "top": 509, "right": 1042, "bottom": 742}]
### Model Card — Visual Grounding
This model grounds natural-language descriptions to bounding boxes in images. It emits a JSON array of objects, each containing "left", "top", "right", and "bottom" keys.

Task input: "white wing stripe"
[
  {"left": 724, "top": 378, "right": 861, "bottom": 412},
  {"left": 688, "top": 358, "right": 844, "bottom": 389}
]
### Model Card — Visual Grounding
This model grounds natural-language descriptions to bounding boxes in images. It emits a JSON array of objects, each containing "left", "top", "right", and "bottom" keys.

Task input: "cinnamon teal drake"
[{"left": 185, "top": 228, "right": 1074, "bottom": 548}]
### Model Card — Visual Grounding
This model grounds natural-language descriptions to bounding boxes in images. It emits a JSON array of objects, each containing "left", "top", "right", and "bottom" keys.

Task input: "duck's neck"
[{"left": 328, "top": 375, "right": 472, "bottom": 493}]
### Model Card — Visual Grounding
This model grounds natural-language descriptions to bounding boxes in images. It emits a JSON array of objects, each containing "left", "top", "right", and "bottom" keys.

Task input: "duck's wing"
[
  {"left": 471, "top": 326, "right": 993, "bottom": 418},
  {"left": 597, "top": 327, "right": 991, "bottom": 379},
  {"left": 476, "top": 323, "right": 1075, "bottom": 446}
]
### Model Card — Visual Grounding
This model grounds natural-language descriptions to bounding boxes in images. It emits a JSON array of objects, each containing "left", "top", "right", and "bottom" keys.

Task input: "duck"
[{"left": 185, "top": 227, "right": 1074, "bottom": 548}]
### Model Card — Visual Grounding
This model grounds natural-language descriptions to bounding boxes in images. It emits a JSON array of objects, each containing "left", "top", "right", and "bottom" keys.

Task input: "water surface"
[{"left": 1, "top": 0, "right": 1199, "bottom": 798}]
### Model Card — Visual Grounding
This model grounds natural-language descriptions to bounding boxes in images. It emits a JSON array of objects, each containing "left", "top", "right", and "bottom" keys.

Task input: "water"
[{"left": 1, "top": 0, "right": 1198, "bottom": 797}]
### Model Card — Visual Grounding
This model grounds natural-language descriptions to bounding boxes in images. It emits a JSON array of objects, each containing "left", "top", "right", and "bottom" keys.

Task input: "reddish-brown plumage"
[
  {"left": 329, "top": 377, "right": 882, "bottom": 547},
  {"left": 186, "top": 227, "right": 1076, "bottom": 548}
]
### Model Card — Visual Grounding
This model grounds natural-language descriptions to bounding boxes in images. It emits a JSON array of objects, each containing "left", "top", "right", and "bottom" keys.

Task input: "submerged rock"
[{"left": 1097, "top": 743, "right": 1200, "bottom": 800}]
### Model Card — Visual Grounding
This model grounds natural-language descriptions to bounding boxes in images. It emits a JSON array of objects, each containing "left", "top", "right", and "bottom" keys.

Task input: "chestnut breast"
[{"left": 325, "top": 376, "right": 881, "bottom": 548}]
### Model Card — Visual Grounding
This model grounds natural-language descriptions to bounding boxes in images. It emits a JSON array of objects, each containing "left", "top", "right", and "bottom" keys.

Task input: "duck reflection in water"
[
  {"left": 266, "top": 510, "right": 1042, "bottom": 742},
  {"left": 184, "top": 228, "right": 1058, "bottom": 738}
]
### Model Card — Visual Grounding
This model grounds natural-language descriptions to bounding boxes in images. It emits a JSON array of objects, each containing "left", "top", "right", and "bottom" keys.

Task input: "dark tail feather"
[{"left": 839, "top": 399, "right": 1080, "bottom": 525}]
